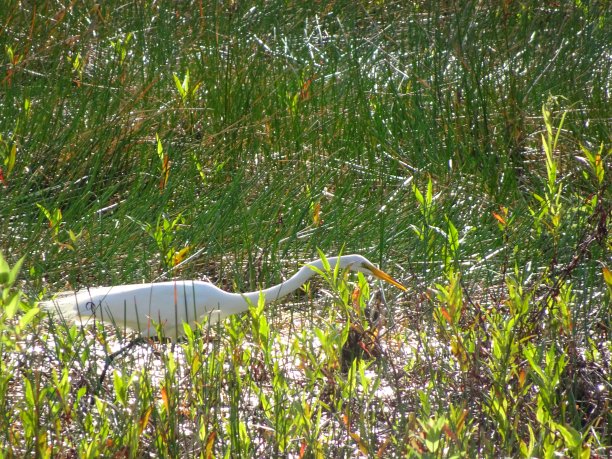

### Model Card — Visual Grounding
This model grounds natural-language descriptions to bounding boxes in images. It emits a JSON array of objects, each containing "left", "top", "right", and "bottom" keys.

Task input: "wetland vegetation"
[{"left": 0, "top": 1, "right": 610, "bottom": 457}]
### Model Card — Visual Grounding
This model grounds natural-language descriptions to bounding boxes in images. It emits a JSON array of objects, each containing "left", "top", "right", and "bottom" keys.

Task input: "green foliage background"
[{"left": 0, "top": 1, "right": 609, "bottom": 457}]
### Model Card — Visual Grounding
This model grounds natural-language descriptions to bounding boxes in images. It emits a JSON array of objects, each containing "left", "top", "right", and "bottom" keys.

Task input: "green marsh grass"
[{"left": 1, "top": 1, "right": 610, "bottom": 456}]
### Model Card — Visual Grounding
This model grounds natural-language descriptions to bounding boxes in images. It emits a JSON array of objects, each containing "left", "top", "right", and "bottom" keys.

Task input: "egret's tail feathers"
[{"left": 40, "top": 292, "right": 80, "bottom": 322}]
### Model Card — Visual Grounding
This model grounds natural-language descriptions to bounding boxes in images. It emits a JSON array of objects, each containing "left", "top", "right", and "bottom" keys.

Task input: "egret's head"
[
  {"left": 340, "top": 255, "right": 407, "bottom": 291},
  {"left": 359, "top": 261, "right": 407, "bottom": 291}
]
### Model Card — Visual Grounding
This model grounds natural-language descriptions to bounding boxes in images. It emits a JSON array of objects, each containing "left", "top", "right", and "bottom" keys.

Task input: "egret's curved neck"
[{"left": 240, "top": 257, "right": 340, "bottom": 307}]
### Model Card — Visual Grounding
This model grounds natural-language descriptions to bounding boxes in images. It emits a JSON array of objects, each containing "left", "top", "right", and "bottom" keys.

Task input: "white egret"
[{"left": 43, "top": 254, "right": 406, "bottom": 338}]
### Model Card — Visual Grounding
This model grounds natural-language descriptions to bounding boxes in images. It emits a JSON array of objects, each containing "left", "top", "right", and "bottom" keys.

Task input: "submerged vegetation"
[{"left": 0, "top": 1, "right": 609, "bottom": 457}]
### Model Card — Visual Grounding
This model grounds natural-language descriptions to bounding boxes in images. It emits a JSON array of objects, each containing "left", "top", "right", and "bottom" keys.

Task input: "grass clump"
[{"left": 1, "top": 1, "right": 610, "bottom": 457}]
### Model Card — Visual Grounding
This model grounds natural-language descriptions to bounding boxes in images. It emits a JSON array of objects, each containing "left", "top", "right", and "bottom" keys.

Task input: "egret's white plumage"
[{"left": 43, "top": 254, "right": 406, "bottom": 338}]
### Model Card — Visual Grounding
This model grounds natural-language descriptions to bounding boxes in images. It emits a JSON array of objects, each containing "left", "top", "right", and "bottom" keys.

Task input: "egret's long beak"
[{"left": 366, "top": 264, "right": 407, "bottom": 291}]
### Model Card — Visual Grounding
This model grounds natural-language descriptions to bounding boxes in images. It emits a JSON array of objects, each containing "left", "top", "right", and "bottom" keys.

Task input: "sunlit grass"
[{"left": 0, "top": 0, "right": 610, "bottom": 457}]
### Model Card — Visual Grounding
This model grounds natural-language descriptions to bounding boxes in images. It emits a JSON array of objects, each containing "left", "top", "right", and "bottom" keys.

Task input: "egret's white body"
[{"left": 43, "top": 254, "right": 405, "bottom": 338}]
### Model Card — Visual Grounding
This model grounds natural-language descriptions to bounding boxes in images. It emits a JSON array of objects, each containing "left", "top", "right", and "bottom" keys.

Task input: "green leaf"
[
  {"left": 156, "top": 133, "right": 164, "bottom": 160},
  {"left": 426, "top": 176, "right": 433, "bottom": 206},
  {"left": 315, "top": 248, "right": 331, "bottom": 275},
  {"left": 552, "top": 421, "right": 582, "bottom": 449},
  {"left": 113, "top": 372, "right": 126, "bottom": 406},
  {"left": 6, "top": 143, "right": 16, "bottom": 175},
  {"left": 24, "top": 377, "right": 35, "bottom": 407},
  {"left": 603, "top": 266, "right": 612, "bottom": 287},
  {"left": 172, "top": 73, "right": 186, "bottom": 99},
  {"left": 19, "top": 307, "right": 39, "bottom": 328},
  {"left": 183, "top": 322, "right": 194, "bottom": 340},
  {"left": 523, "top": 343, "right": 547, "bottom": 384},
  {"left": 314, "top": 327, "right": 328, "bottom": 348},
  {"left": 36, "top": 203, "right": 52, "bottom": 222},
  {"left": 3, "top": 291, "right": 20, "bottom": 319},
  {"left": 446, "top": 217, "right": 459, "bottom": 254},
  {"left": 8, "top": 256, "right": 24, "bottom": 285},
  {"left": 412, "top": 183, "right": 424, "bottom": 206}
]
